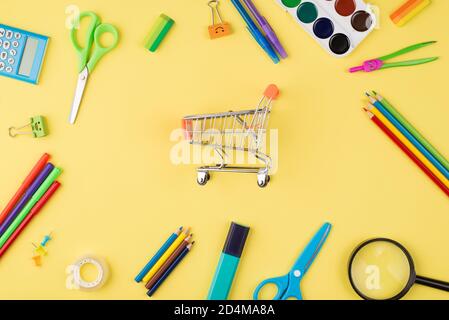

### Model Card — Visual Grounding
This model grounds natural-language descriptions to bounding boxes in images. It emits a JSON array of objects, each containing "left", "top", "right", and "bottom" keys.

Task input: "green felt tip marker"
[
  {"left": 145, "top": 14, "right": 175, "bottom": 52},
  {"left": 0, "top": 167, "right": 62, "bottom": 249}
]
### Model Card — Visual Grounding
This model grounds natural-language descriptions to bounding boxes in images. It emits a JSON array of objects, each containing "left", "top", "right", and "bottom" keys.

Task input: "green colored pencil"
[
  {"left": 373, "top": 92, "right": 449, "bottom": 173},
  {"left": 0, "top": 167, "right": 62, "bottom": 249}
]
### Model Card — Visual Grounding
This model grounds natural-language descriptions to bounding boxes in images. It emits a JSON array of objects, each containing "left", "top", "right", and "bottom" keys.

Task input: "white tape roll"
[{"left": 70, "top": 256, "right": 109, "bottom": 291}]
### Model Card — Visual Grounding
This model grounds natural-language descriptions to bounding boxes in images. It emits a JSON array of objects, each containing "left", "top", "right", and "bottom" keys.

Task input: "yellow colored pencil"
[
  {"left": 142, "top": 227, "right": 190, "bottom": 283},
  {"left": 366, "top": 104, "right": 449, "bottom": 188}
]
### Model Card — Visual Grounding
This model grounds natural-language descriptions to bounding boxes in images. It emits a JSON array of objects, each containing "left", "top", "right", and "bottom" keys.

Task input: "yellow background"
[{"left": 1, "top": 0, "right": 448, "bottom": 300}]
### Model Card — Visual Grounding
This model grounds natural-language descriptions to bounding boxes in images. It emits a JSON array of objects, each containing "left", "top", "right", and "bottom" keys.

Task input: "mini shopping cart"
[{"left": 182, "top": 84, "right": 279, "bottom": 188}]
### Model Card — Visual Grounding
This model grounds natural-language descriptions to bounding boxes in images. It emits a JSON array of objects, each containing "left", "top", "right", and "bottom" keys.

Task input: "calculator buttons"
[
  {"left": 14, "top": 33, "right": 21, "bottom": 40},
  {"left": 10, "top": 49, "right": 17, "bottom": 56},
  {"left": 0, "top": 28, "right": 4, "bottom": 37},
  {"left": 0, "top": 62, "right": 4, "bottom": 71},
  {"left": 5, "top": 66, "right": 12, "bottom": 73},
  {"left": 0, "top": 52, "right": 7, "bottom": 60},
  {"left": 8, "top": 58, "right": 14, "bottom": 65},
  {"left": 12, "top": 41, "right": 19, "bottom": 48},
  {"left": 6, "top": 31, "right": 13, "bottom": 39},
  {"left": 3, "top": 41, "right": 10, "bottom": 50}
]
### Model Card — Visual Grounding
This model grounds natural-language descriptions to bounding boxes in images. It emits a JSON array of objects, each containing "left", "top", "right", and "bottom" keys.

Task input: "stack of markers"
[
  {"left": 135, "top": 227, "right": 194, "bottom": 297},
  {"left": 0, "top": 153, "right": 62, "bottom": 258},
  {"left": 364, "top": 92, "right": 449, "bottom": 197}
]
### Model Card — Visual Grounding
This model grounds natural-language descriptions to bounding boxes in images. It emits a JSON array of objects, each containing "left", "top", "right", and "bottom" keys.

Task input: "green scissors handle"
[{"left": 70, "top": 11, "right": 119, "bottom": 73}]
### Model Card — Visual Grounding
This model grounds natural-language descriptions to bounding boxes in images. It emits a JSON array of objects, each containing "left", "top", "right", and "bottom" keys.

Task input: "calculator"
[{"left": 0, "top": 24, "right": 49, "bottom": 84}]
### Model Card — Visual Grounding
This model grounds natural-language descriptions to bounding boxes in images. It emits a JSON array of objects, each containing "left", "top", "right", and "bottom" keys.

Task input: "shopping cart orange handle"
[{"left": 264, "top": 84, "right": 280, "bottom": 100}]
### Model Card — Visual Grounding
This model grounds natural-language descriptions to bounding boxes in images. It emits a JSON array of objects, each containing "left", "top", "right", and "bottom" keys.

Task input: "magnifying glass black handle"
[{"left": 416, "top": 275, "right": 449, "bottom": 292}]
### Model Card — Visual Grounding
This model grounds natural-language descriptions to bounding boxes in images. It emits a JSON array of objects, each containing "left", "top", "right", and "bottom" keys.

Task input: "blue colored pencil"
[
  {"left": 146, "top": 242, "right": 193, "bottom": 297},
  {"left": 367, "top": 95, "right": 449, "bottom": 180},
  {"left": 135, "top": 227, "right": 183, "bottom": 283}
]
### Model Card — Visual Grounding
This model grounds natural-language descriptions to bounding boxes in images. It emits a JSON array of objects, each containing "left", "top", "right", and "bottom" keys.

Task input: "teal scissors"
[
  {"left": 253, "top": 223, "right": 332, "bottom": 300},
  {"left": 69, "top": 11, "right": 119, "bottom": 124}
]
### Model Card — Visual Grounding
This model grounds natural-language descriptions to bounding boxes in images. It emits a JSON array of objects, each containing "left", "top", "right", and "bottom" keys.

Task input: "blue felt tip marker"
[
  {"left": 230, "top": 0, "right": 280, "bottom": 64},
  {"left": 207, "top": 222, "right": 250, "bottom": 300}
]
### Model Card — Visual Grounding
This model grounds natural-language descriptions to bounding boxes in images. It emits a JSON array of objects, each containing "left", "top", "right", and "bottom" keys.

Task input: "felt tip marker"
[{"left": 207, "top": 222, "right": 250, "bottom": 300}]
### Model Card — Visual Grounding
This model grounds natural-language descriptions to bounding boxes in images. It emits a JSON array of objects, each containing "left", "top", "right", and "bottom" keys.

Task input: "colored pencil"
[
  {"left": 366, "top": 94, "right": 449, "bottom": 180},
  {"left": 373, "top": 92, "right": 449, "bottom": 173},
  {"left": 147, "top": 242, "right": 194, "bottom": 297},
  {"left": 0, "top": 163, "right": 54, "bottom": 237},
  {"left": 0, "top": 153, "right": 50, "bottom": 225},
  {"left": 365, "top": 110, "right": 449, "bottom": 197},
  {"left": 145, "top": 234, "right": 192, "bottom": 289},
  {"left": 0, "top": 182, "right": 61, "bottom": 258},
  {"left": 366, "top": 104, "right": 449, "bottom": 189},
  {"left": 135, "top": 227, "right": 183, "bottom": 283},
  {"left": 142, "top": 227, "right": 190, "bottom": 283},
  {"left": 0, "top": 167, "right": 62, "bottom": 249}
]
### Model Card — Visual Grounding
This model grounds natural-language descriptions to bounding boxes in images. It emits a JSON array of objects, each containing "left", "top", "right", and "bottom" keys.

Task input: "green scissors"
[{"left": 69, "top": 11, "right": 119, "bottom": 124}]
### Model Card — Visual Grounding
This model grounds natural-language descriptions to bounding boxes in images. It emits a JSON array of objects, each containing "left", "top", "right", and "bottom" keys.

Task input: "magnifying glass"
[{"left": 348, "top": 238, "right": 449, "bottom": 300}]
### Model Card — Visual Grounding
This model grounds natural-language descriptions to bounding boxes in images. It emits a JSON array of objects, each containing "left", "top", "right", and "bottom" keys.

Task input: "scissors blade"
[
  {"left": 69, "top": 67, "right": 89, "bottom": 125},
  {"left": 292, "top": 223, "right": 332, "bottom": 277}
]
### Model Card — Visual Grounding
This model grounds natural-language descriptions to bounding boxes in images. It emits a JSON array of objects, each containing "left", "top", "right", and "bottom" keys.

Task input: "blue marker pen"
[
  {"left": 230, "top": 0, "right": 280, "bottom": 64},
  {"left": 207, "top": 222, "right": 250, "bottom": 300}
]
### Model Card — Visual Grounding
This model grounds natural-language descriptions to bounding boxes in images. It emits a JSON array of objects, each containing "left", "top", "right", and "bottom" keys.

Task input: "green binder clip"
[
  {"left": 9, "top": 116, "right": 48, "bottom": 138},
  {"left": 145, "top": 14, "right": 175, "bottom": 52}
]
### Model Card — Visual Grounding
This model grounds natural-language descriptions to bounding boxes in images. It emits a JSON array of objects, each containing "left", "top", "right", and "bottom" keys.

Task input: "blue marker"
[
  {"left": 230, "top": 0, "right": 280, "bottom": 64},
  {"left": 135, "top": 227, "right": 183, "bottom": 283}
]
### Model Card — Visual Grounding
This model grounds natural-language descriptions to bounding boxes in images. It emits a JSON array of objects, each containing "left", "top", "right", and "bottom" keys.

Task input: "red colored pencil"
[
  {"left": 365, "top": 110, "right": 449, "bottom": 197},
  {"left": 0, "top": 181, "right": 60, "bottom": 258},
  {"left": 0, "top": 153, "right": 50, "bottom": 225}
]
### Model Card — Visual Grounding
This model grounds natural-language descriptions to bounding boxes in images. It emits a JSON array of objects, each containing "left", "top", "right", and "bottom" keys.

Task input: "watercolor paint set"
[{"left": 276, "top": 0, "right": 376, "bottom": 57}]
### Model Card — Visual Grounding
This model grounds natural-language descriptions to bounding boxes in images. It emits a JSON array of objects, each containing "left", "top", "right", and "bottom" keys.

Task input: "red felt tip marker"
[{"left": 0, "top": 181, "right": 61, "bottom": 258}]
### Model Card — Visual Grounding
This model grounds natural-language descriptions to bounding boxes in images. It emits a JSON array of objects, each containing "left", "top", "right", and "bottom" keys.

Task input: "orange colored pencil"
[{"left": 365, "top": 110, "right": 449, "bottom": 197}]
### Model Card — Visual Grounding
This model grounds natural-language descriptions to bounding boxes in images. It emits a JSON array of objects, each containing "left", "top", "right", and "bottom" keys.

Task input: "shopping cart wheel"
[
  {"left": 257, "top": 175, "right": 270, "bottom": 188},
  {"left": 197, "top": 172, "right": 210, "bottom": 186}
]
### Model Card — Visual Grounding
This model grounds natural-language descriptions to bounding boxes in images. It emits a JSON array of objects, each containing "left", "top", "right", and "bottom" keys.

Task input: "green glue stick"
[
  {"left": 0, "top": 167, "right": 62, "bottom": 249},
  {"left": 207, "top": 222, "right": 250, "bottom": 300},
  {"left": 145, "top": 14, "right": 174, "bottom": 52}
]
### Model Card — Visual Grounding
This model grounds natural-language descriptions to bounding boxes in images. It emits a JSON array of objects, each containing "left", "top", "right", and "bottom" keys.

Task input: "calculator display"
[{"left": 18, "top": 37, "right": 38, "bottom": 77}]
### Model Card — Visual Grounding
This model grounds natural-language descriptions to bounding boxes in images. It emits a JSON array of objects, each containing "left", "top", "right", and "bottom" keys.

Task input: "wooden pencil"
[
  {"left": 372, "top": 91, "right": 449, "bottom": 173},
  {"left": 147, "top": 242, "right": 194, "bottom": 297},
  {"left": 145, "top": 234, "right": 192, "bottom": 289},
  {"left": 365, "top": 109, "right": 449, "bottom": 197}
]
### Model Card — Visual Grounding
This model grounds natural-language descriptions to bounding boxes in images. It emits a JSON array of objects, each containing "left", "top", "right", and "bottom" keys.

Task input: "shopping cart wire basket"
[{"left": 182, "top": 84, "right": 280, "bottom": 187}]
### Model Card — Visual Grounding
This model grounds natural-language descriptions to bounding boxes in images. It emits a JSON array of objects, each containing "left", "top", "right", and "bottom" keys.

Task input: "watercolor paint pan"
[{"left": 277, "top": 0, "right": 376, "bottom": 57}]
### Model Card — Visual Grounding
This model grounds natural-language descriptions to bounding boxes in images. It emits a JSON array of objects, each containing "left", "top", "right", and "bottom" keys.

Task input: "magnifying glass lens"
[{"left": 350, "top": 240, "right": 412, "bottom": 299}]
